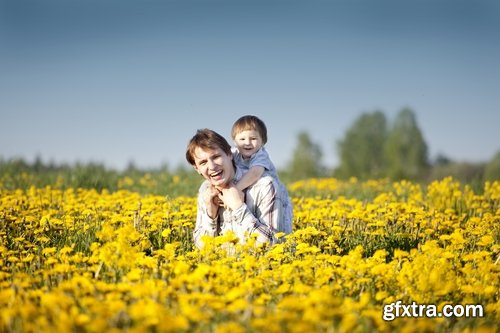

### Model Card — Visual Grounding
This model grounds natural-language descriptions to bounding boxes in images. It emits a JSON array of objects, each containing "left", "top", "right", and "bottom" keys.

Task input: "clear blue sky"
[{"left": 1, "top": 0, "right": 499, "bottom": 171}]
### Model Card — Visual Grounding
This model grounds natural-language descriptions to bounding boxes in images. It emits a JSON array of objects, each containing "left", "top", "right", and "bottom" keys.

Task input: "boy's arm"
[{"left": 236, "top": 165, "right": 265, "bottom": 191}]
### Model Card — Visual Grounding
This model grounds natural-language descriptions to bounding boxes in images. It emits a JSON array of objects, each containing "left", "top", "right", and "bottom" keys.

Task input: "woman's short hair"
[{"left": 186, "top": 128, "right": 232, "bottom": 165}]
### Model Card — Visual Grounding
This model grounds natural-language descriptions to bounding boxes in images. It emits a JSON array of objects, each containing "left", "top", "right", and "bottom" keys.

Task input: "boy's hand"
[{"left": 218, "top": 185, "right": 244, "bottom": 211}]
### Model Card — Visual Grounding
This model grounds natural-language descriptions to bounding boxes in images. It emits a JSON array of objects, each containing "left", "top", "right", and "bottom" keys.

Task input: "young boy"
[
  {"left": 231, "top": 115, "right": 293, "bottom": 230},
  {"left": 231, "top": 115, "right": 276, "bottom": 191}
]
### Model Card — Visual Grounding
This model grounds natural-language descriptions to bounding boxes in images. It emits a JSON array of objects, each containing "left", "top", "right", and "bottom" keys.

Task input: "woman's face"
[{"left": 192, "top": 146, "right": 234, "bottom": 188}]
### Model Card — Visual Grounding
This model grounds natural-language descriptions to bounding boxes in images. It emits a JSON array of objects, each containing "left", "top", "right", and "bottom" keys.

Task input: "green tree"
[
  {"left": 335, "top": 111, "right": 387, "bottom": 179},
  {"left": 384, "top": 108, "right": 429, "bottom": 180},
  {"left": 484, "top": 150, "right": 500, "bottom": 181},
  {"left": 287, "top": 131, "right": 325, "bottom": 180}
]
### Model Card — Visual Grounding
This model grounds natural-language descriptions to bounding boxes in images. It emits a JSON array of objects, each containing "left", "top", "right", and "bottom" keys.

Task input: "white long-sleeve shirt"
[{"left": 193, "top": 175, "right": 293, "bottom": 249}]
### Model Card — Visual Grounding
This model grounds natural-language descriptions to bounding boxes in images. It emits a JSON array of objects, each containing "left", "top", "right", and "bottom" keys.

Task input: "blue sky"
[{"left": 1, "top": 0, "right": 499, "bottom": 170}]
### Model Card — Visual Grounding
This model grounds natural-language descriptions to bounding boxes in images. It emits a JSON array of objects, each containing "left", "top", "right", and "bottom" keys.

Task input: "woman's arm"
[
  {"left": 193, "top": 184, "right": 220, "bottom": 249},
  {"left": 228, "top": 177, "right": 282, "bottom": 245}
]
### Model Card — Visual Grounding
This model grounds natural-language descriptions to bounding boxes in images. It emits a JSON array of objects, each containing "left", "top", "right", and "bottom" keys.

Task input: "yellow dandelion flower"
[{"left": 477, "top": 235, "right": 494, "bottom": 247}]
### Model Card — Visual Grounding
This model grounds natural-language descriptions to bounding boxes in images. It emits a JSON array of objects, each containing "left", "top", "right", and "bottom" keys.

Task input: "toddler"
[
  {"left": 231, "top": 115, "right": 278, "bottom": 190},
  {"left": 231, "top": 115, "right": 293, "bottom": 232}
]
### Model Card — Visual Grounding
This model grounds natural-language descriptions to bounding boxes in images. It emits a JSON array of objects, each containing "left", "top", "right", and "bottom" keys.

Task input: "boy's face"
[
  {"left": 192, "top": 146, "right": 235, "bottom": 188},
  {"left": 233, "top": 129, "right": 263, "bottom": 159}
]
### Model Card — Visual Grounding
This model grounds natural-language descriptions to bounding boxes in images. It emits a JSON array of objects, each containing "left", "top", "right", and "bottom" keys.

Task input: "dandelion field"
[{"left": 1, "top": 176, "right": 499, "bottom": 332}]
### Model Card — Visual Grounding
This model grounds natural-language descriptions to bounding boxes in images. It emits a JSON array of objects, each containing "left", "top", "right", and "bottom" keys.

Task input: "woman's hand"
[{"left": 202, "top": 185, "right": 223, "bottom": 219}]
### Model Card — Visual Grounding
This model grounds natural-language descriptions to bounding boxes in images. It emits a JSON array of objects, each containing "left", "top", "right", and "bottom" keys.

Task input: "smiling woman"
[{"left": 185, "top": 128, "right": 293, "bottom": 248}]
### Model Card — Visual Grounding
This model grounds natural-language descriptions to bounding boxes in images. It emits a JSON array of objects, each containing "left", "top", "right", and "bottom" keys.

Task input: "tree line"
[
  {"left": 1, "top": 107, "right": 499, "bottom": 192},
  {"left": 282, "top": 108, "right": 500, "bottom": 186}
]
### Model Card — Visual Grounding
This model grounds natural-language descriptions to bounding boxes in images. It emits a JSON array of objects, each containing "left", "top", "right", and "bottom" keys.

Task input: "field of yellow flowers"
[{"left": 0, "top": 177, "right": 498, "bottom": 332}]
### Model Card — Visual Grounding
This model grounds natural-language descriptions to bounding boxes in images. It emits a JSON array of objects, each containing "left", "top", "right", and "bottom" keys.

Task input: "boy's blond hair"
[{"left": 231, "top": 115, "right": 268, "bottom": 144}]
